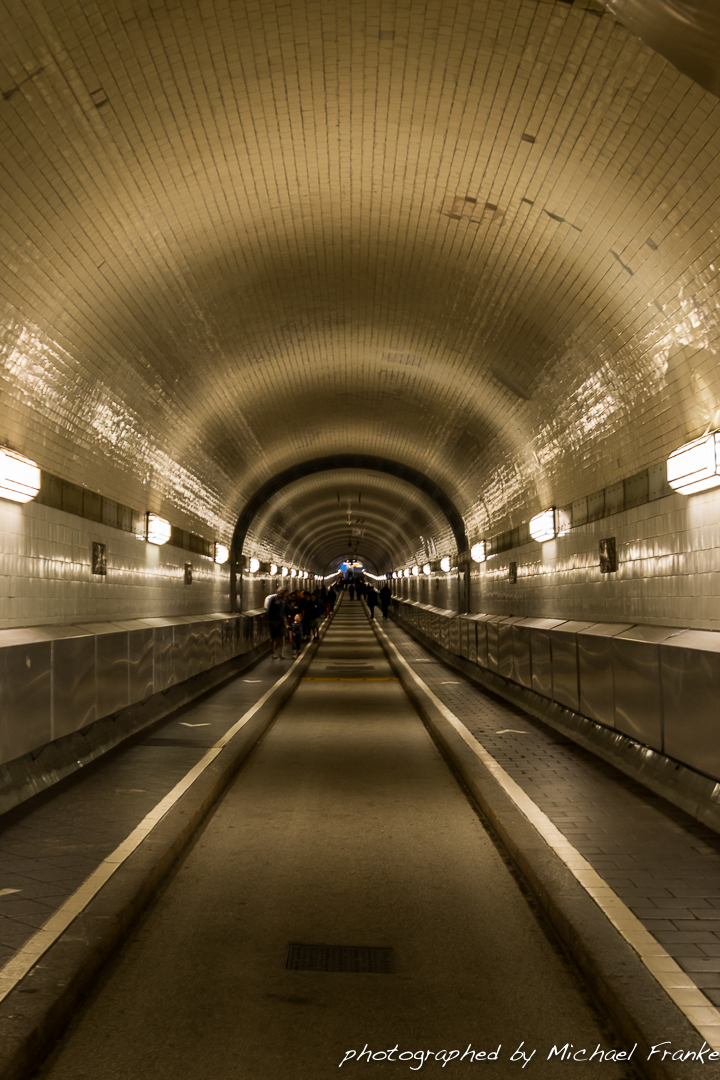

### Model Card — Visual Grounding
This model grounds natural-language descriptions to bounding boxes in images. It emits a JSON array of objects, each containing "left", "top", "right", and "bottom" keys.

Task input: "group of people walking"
[
  {"left": 264, "top": 577, "right": 393, "bottom": 660},
  {"left": 264, "top": 585, "right": 337, "bottom": 659}
]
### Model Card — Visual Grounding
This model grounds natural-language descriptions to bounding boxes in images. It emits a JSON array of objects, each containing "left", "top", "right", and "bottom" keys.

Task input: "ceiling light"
[
  {"left": 471, "top": 541, "right": 486, "bottom": 563},
  {"left": 440, "top": 556, "right": 451, "bottom": 572},
  {"left": 146, "top": 513, "right": 171, "bottom": 545},
  {"left": 530, "top": 508, "right": 557, "bottom": 543},
  {"left": 0, "top": 448, "right": 40, "bottom": 503},
  {"left": 214, "top": 543, "right": 229, "bottom": 564},
  {"left": 667, "top": 432, "right": 720, "bottom": 494}
]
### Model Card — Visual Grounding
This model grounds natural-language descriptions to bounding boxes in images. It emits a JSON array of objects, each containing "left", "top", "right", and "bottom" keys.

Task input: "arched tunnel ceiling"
[
  {"left": 1, "top": 0, "right": 720, "bottom": 559},
  {"left": 245, "top": 469, "right": 456, "bottom": 573}
]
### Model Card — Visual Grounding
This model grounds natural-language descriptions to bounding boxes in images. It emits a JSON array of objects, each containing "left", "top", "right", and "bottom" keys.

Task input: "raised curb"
[
  {"left": 0, "top": 614, "right": 334, "bottom": 1080},
  {"left": 371, "top": 615, "right": 716, "bottom": 1080}
]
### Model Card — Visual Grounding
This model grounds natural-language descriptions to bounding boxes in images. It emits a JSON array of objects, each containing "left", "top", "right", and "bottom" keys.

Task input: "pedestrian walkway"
[
  {"left": 30, "top": 599, "right": 634, "bottom": 1080},
  {"left": 373, "top": 612, "right": 720, "bottom": 1040}
]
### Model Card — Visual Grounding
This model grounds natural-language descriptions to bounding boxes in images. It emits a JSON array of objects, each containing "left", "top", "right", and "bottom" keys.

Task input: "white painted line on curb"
[
  {"left": 0, "top": 658, "right": 302, "bottom": 1005},
  {"left": 376, "top": 622, "right": 720, "bottom": 1050}
]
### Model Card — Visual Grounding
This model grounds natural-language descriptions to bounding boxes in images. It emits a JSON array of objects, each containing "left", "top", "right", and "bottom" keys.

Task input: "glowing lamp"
[
  {"left": 440, "top": 556, "right": 451, "bottom": 572},
  {"left": 411, "top": 565, "right": 419, "bottom": 576},
  {"left": 471, "top": 541, "right": 486, "bottom": 563},
  {"left": 281, "top": 567, "right": 288, "bottom": 577},
  {"left": 248, "top": 556, "right": 260, "bottom": 573},
  {"left": 667, "top": 432, "right": 720, "bottom": 494},
  {"left": 0, "top": 448, "right": 40, "bottom": 503},
  {"left": 214, "top": 543, "right": 229, "bottom": 564},
  {"left": 529, "top": 508, "right": 557, "bottom": 543},
  {"left": 290, "top": 568, "right": 297, "bottom": 577},
  {"left": 270, "top": 563, "right": 278, "bottom": 575},
  {"left": 146, "top": 513, "right": 171, "bottom": 545},
  {"left": 422, "top": 563, "right": 431, "bottom": 575}
]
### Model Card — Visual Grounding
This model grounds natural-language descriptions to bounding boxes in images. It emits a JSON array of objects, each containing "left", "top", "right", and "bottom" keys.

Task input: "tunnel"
[{"left": 1, "top": 1, "right": 720, "bottom": 1077}]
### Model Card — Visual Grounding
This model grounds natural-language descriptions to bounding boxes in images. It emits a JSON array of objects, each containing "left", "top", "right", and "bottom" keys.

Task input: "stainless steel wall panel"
[
  {"left": 446, "top": 616, "right": 459, "bottom": 655},
  {"left": 475, "top": 615, "right": 491, "bottom": 669},
  {"left": 0, "top": 641, "right": 52, "bottom": 764},
  {"left": 661, "top": 631, "right": 720, "bottom": 780},
  {"left": 612, "top": 626, "right": 683, "bottom": 750},
  {"left": 513, "top": 624, "right": 532, "bottom": 689},
  {"left": 52, "top": 635, "right": 96, "bottom": 739},
  {"left": 152, "top": 625, "right": 175, "bottom": 693},
  {"left": 173, "top": 622, "right": 191, "bottom": 683},
  {"left": 128, "top": 628, "right": 154, "bottom": 704},
  {"left": 577, "top": 623, "right": 632, "bottom": 727},
  {"left": 498, "top": 617, "right": 524, "bottom": 680},
  {"left": 486, "top": 616, "right": 511, "bottom": 674},
  {"left": 96, "top": 632, "right": 129, "bottom": 718},
  {"left": 548, "top": 622, "right": 594, "bottom": 710}
]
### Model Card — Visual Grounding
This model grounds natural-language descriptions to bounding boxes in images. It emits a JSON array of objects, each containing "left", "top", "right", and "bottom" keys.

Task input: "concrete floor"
[{"left": 35, "top": 601, "right": 639, "bottom": 1079}]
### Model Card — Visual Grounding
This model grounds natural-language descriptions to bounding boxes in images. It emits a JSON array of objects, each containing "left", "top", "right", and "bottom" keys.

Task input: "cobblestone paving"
[
  {"left": 0, "top": 654, "right": 286, "bottom": 967},
  {"left": 380, "top": 617, "right": 720, "bottom": 1007}
]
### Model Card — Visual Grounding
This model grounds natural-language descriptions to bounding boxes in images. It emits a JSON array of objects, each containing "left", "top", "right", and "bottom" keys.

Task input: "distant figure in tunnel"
[
  {"left": 379, "top": 582, "right": 391, "bottom": 620},
  {"left": 366, "top": 585, "right": 378, "bottom": 619},
  {"left": 266, "top": 587, "right": 288, "bottom": 659},
  {"left": 327, "top": 585, "right": 337, "bottom": 612},
  {"left": 349, "top": 582, "right": 355, "bottom": 600}
]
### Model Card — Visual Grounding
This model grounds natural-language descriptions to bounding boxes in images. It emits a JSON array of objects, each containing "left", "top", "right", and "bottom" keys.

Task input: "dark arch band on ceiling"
[{"left": 230, "top": 454, "right": 469, "bottom": 559}]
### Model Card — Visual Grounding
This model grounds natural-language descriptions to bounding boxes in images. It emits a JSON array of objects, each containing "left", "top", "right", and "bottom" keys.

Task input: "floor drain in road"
[{"left": 286, "top": 943, "right": 396, "bottom": 974}]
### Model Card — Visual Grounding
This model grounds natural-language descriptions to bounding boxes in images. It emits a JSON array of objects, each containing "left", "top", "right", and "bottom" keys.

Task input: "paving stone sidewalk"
[{"left": 380, "top": 618, "right": 720, "bottom": 1007}]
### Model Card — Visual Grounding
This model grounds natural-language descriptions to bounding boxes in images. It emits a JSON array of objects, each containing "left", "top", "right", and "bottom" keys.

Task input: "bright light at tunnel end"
[
  {"left": 667, "top": 432, "right": 720, "bottom": 494},
  {"left": 529, "top": 508, "right": 557, "bottom": 543}
]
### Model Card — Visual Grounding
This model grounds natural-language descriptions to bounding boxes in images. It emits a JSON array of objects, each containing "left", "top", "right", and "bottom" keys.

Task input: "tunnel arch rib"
[{"left": 230, "top": 455, "right": 470, "bottom": 610}]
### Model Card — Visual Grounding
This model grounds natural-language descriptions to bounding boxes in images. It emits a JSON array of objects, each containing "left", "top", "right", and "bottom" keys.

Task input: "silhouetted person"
[
  {"left": 379, "top": 583, "right": 391, "bottom": 619},
  {"left": 366, "top": 585, "right": 378, "bottom": 619}
]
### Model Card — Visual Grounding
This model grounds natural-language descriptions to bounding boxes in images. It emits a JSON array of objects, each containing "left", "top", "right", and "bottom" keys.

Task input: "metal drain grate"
[{"left": 286, "top": 943, "right": 395, "bottom": 974}]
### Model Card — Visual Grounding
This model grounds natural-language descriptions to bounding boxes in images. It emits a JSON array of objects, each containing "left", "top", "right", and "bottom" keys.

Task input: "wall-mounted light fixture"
[
  {"left": 440, "top": 556, "right": 451, "bottom": 572},
  {"left": 214, "top": 543, "right": 229, "bottom": 564},
  {"left": 403, "top": 568, "right": 410, "bottom": 578},
  {"left": 471, "top": 541, "right": 486, "bottom": 563},
  {"left": 248, "top": 556, "right": 260, "bottom": 573},
  {"left": 529, "top": 508, "right": 556, "bottom": 543},
  {"left": 146, "top": 512, "right": 171, "bottom": 545},
  {"left": 667, "top": 432, "right": 720, "bottom": 494},
  {"left": 0, "top": 448, "right": 40, "bottom": 503},
  {"left": 412, "top": 565, "right": 419, "bottom": 576},
  {"left": 290, "top": 568, "right": 297, "bottom": 577},
  {"left": 422, "top": 563, "right": 431, "bottom": 575},
  {"left": 281, "top": 566, "right": 288, "bottom": 577},
  {"left": 270, "top": 563, "right": 278, "bottom": 575}
]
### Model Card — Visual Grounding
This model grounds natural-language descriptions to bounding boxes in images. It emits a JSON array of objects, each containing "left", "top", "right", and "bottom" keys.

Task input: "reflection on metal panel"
[
  {"left": 1, "top": 642, "right": 52, "bottom": 764},
  {"left": 174, "top": 622, "right": 191, "bottom": 683},
  {"left": 513, "top": 626, "right": 532, "bottom": 689},
  {"left": 474, "top": 615, "right": 491, "bottom": 669},
  {"left": 128, "top": 628, "right": 154, "bottom": 705},
  {"left": 613, "top": 626, "right": 683, "bottom": 750},
  {"left": 549, "top": 623, "right": 594, "bottom": 712},
  {"left": 153, "top": 626, "right": 175, "bottom": 694},
  {"left": 498, "top": 618, "right": 524, "bottom": 680},
  {"left": 446, "top": 617, "right": 459, "bottom": 655},
  {"left": 530, "top": 630, "right": 553, "bottom": 698},
  {"left": 662, "top": 634, "right": 720, "bottom": 781},
  {"left": 612, "top": 639, "right": 663, "bottom": 749},
  {"left": 52, "top": 636, "right": 96, "bottom": 739},
  {"left": 96, "top": 632, "right": 129, "bottom": 718},
  {"left": 577, "top": 623, "right": 633, "bottom": 727}
]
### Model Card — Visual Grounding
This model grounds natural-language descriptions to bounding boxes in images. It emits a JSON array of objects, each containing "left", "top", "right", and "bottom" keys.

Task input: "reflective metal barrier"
[
  {"left": 393, "top": 598, "right": 720, "bottom": 783},
  {"left": 0, "top": 610, "right": 269, "bottom": 768}
]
